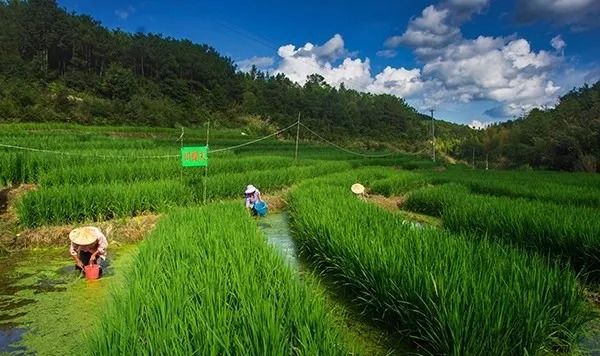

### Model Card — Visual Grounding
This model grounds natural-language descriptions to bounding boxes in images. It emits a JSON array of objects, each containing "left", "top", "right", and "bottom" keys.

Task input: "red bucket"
[{"left": 83, "top": 264, "right": 100, "bottom": 280}]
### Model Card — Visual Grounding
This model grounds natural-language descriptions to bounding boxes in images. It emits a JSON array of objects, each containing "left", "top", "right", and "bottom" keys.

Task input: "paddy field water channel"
[{"left": 258, "top": 212, "right": 411, "bottom": 355}]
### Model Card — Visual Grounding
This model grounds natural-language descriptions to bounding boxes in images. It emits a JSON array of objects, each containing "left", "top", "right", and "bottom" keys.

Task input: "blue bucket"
[{"left": 254, "top": 201, "right": 268, "bottom": 217}]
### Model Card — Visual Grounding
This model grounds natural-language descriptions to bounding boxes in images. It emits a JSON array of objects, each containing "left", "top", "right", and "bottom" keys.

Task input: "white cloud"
[
  {"left": 550, "top": 35, "right": 566, "bottom": 54},
  {"left": 469, "top": 119, "right": 491, "bottom": 130},
  {"left": 376, "top": 49, "right": 398, "bottom": 58},
  {"left": 236, "top": 56, "right": 275, "bottom": 72},
  {"left": 293, "top": 34, "right": 350, "bottom": 62},
  {"left": 367, "top": 67, "right": 424, "bottom": 98},
  {"left": 115, "top": 6, "right": 135, "bottom": 20},
  {"left": 445, "top": 0, "right": 489, "bottom": 19},
  {"left": 384, "top": 5, "right": 461, "bottom": 54},
  {"left": 382, "top": 1, "right": 565, "bottom": 118},
  {"left": 515, "top": 0, "right": 600, "bottom": 28},
  {"left": 273, "top": 35, "right": 423, "bottom": 98}
]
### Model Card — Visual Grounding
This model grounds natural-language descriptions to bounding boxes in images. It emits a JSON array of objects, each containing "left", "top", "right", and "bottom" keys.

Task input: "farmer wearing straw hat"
[
  {"left": 244, "top": 184, "right": 262, "bottom": 215},
  {"left": 351, "top": 183, "right": 366, "bottom": 199},
  {"left": 69, "top": 226, "right": 108, "bottom": 276}
]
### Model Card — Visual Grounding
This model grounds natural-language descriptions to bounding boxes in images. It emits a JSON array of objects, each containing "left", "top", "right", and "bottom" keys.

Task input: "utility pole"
[
  {"left": 294, "top": 113, "right": 301, "bottom": 161},
  {"left": 472, "top": 147, "right": 475, "bottom": 169},
  {"left": 203, "top": 119, "right": 210, "bottom": 204},
  {"left": 430, "top": 109, "right": 436, "bottom": 162},
  {"left": 179, "top": 127, "right": 185, "bottom": 182}
]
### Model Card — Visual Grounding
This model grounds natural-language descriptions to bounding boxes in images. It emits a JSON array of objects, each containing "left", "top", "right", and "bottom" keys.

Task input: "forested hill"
[
  {"left": 0, "top": 0, "right": 470, "bottom": 150},
  {"left": 456, "top": 82, "right": 600, "bottom": 172}
]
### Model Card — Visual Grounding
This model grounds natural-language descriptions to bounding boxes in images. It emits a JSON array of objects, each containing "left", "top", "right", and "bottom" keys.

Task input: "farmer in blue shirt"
[{"left": 244, "top": 184, "right": 262, "bottom": 215}]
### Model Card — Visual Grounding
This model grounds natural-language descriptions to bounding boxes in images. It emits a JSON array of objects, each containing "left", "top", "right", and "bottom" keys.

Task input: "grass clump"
[
  {"left": 289, "top": 183, "right": 591, "bottom": 355},
  {"left": 88, "top": 203, "right": 348, "bottom": 355}
]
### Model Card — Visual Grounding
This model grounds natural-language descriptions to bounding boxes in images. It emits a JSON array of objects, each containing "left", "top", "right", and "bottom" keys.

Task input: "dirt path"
[
  {"left": 366, "top": 194, "right": 405, "bottom": 211},
  {"left": 365, "top": 194, "right": 442, "bottom": 227},
  {"left": 0, "top": 187, "right": 9, "bottom": 214}
]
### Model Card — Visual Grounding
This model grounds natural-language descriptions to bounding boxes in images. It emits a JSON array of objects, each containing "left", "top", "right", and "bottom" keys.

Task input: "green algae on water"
[{"left": 0, "top": 245, "right": 137, "bottom": 355}]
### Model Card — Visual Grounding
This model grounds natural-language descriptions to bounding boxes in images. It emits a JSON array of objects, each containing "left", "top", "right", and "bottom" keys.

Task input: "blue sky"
[{"left": 58, "top": 0, "right": 600, "bottom": 126}]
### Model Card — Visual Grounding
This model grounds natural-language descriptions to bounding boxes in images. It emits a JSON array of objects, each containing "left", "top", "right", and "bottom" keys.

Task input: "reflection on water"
[
  {"left": 257, "top": 213, "right": 299, "bottom": 269},
  {"left": 0, "top": 327, "right": 25, "bottom": 353},
  {"left": 580, "top": 318, "right": 600, "bottom": 355}
]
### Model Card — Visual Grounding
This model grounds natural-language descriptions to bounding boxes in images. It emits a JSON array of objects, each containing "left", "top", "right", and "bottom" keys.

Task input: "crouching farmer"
[
  {"left": 245, "top": 184, "right": 261, "bottom": 215},
  {"left": 69, "top": 226, "right": 108, "bottom": 276}
]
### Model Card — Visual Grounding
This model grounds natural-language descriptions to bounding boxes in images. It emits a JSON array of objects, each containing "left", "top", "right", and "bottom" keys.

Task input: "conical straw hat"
[
  {"left": 351, "top": 183, "right": 365, "bottom": 195},
  {"left": 69, "top": 227, "right": 99, "bottom": 246}
]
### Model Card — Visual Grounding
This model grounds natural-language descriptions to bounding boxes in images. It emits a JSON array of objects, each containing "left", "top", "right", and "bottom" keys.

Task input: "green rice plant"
[
  {"left": 0, "top": 150, "right": 160, "bottom": 184},
  {"left": 369, "top": 170, "right": 429, "bottom": 196},
  {"left": 461, "top": 179, "right": 600, "bottom": 207},
  {"left": 17, "top": 161, "right": 354, "bottom": 226},
  {"left": 301, "top": 166, "right": 400, "bottom": 188},
  {"left": 424, "top": 167, "right": 600, "bottom": 206},
  {"left": 403, "top": 183, "right": 469, "bottom": 216},
  {"left": 0, "top": 152, "right": 19, "bottom": 186},
  {"left": 405, "top": 184, "right": 600, "bottom": 279},
  {"left": 17, "top": 180, "right": 192, "bottom": 227},
  {"left": 38, "top": 156, "right": 312, "bottom": 186},
  {"left": 289, "top": 183, "right": 591, "bottom": 355},
  {"left": 88, "top": 203, "right": 348, "bottom": 355},
  {"left": 438, "top": 165, "right": 600, "bottom": 188},
  {"left": 347, "top": 155, "right": 435, "bottom": 170},
  {"left": 199, "top": 161, "right": 353, "bottom": 200}
]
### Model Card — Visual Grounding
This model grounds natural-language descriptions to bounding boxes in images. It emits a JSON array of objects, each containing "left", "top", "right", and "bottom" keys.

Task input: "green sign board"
[{"left": 181, "top": 146, "right": 208, "bottom": 167}]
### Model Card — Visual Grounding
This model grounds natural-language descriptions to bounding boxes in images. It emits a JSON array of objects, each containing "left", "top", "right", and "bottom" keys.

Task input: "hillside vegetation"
[{"left": 0, "top": 0, "right": 467, "bottom": 150}]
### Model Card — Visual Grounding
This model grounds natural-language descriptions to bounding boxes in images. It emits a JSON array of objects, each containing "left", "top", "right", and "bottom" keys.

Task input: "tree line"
[{"left": 455, "top": 82, "right": 600, "bottom": 172}]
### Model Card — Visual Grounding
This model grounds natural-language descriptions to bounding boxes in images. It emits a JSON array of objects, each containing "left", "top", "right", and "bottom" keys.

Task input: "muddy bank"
[
  {"left": 14, "top": 214, "right": 160, "bottom": 249},
  {"left": 0, "top": 184, "right": 160, "bottom": 251}
]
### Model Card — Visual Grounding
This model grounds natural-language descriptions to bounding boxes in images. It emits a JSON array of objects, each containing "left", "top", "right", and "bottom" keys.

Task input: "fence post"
[
  {"left": 294, "top": 113, "right": 301, "bottom": 161},
  {"left": 203, "top": 119, "right": 210, "bottom": 204},
  {"left": 179, "top": 127, "right": 184, "bottom": 182}
]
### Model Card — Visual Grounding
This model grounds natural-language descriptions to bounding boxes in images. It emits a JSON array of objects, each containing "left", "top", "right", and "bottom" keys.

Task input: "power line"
[
  {"left": 210, "top": 121, "right": 298, "bottom": 153},
  {"left": 299, "top": 123, "right": 395, "bottom": 158},
  {"left": 1, "top": 120, "right": 401, "bottom": 159},
  {"left": 0, "top": 143, "right": 179, "bottom": 159}
]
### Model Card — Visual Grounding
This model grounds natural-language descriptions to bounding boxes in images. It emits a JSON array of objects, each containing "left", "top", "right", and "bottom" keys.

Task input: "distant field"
[{"left": 1, "top": 123, "right": 598, "bottom": 355}]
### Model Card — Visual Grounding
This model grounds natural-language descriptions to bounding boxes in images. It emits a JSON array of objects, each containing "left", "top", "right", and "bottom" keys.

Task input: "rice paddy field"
[{"left": 0, "top": 122, "right": 599, "bottom": 355}]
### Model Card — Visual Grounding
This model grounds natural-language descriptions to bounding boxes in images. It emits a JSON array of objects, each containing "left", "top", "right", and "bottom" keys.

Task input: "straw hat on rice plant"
[
  {"left": 351, "top": 183, "right": 365, "bottom": 195},
  {"left": 69, "top": 226, "right": 99, "bottom": 246}
]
